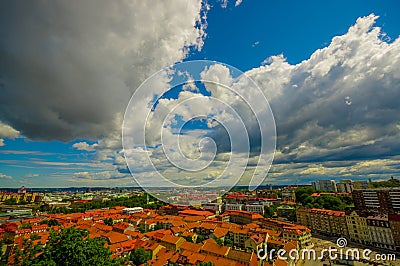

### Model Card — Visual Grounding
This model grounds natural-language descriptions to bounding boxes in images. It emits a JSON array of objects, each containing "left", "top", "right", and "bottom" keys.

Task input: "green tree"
[
  {"left": 264, "top": 205, "right": 277, "bottom": 218},
  {"left": 196, "top": 235, "right": 205, "bottom": 244},
  {"left": 40, "top": 219, "right": 61, "bottom": 227},
  {"left": 138, "top": 223, "right": 146, "bottom": 233},
  {"left": 104, "top": 218, "right": 113, "bottom": 226},
  {"left": 20, "top": 223, "right": 31, "bottom": 229},
  {"left": 12, "top": 238, "right": 46, "bottom": 266},
  {"left": 0, "top": 240, "right": 8, "bottom": 265},
  {"left": 224, "top": 238, "right": 233, "bottom": 247},
  {"left": 295, "top": 186, "right": 315, "bottom": 205},
  {"left": 30, "top": 233, "right": 41, "bottom": 241},
  {"left": 12, "top": 228, "right": 124, "bottom": 266},
  {"left": 154, "top": 223, "right": 163, "bottom": 230},
  {"left": 130, "top": 247, "right": 151, "bottom": 265},
  {"left": 213, "top": 237, "right": 223, "bottom": 245},
  {"left": 184, "top": 235, "right": 193, "bottom": 243},
  {"left": 197, "top": 262, "right": 213, "bottom": 266},
  {"left": 42, "top": 228, "right": 124, "bottom": 265},
  {"left": 4, "top": 198, "right": 18, "bottom": 205}
]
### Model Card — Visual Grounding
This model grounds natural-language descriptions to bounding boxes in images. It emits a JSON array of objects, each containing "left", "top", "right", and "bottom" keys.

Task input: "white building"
[
  {"left": 202, "top": 203, "right": 223, "bottom": 214},
  {"left": 312, "top": 180, "right": 337, "bottom": 192},
  {"left": 225, "top": 203, "right": 243, "bottom": 211},
  {"left": 245, "top": 204, "right": 265, "bottom": 215},
  {"left": 337, "top": 180, "right": 354, "bottom": 193},
  {"left": 121, "top": 207, "right": 143, "bottom": 214}
]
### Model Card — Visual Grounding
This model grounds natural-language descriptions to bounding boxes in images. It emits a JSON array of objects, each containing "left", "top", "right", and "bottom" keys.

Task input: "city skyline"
[{"left": 1, "top": 0, "right": 400, "bottom": 188}]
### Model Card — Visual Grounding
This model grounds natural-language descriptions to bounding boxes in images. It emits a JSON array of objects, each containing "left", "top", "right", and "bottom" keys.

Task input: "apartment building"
[
  {"left": 282, "top": 225, "right": 312, "bottom": 248},
  {"left": 225, "top": 203, "right": 243, "bottom": 211},
  {"left": 388, "top": 214, "right": 400, "bottom": 249},
  {"left": 345, "top": 210, "right": 371, "bottom": 245},
  {"left": 296, "top": 208, "right": 348, "bottom": 237},
  {"left": 282, "top": 190, "right": 296, "bottom": 202},
  {"left": 353, "top": 188, "right": 400, "bottom": 214},
  {"left": 244, "top": 204, "right": 265, "bottom": 215},
  {"left": 226, "top": 227, "right": 250, "bottom": 248},
  {"left": 0, "top": 192, "right": 42, "bottom": 203},
  {"left": 223, "top": 210, "right": 263, "bottom": 225},
  {"left": 366, "top": 215, "right": 395, "bottom": 250},
  {"left": 201, "top": 203, "right": 223, "bottom": 214},
  {"left": 159, "top": 234, "right": 185, "bottom": 251}
]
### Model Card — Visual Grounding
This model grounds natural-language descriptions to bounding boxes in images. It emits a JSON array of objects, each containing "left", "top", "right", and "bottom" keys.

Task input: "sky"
[{"left": 0, "top": 0, "right": 400, "bottom": 188}]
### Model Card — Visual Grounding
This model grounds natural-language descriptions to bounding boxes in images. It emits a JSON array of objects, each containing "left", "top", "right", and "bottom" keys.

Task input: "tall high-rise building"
[
  {"left": 337, "top": 180, "right": 354, "bottom": 193},
  {"left": 311, "top": 180, "right": 337, "bottom": 192},
  {"left": 353, "top": 188, "right": 400, "bottom": 214}
]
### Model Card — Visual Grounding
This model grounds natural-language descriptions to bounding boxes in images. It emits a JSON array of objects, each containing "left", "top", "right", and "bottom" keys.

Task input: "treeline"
[
  {"left": 370, "top": 179, "right": 400, "bottom": 188},
  {"left": 10, "top": 228, "right": 125, "bottom": 266},
  {"left": 295, "top": 186, "right": 353, "bottom": 211},
  {"left": 42, "top": 194, "right": 166, "bottom": 214}
]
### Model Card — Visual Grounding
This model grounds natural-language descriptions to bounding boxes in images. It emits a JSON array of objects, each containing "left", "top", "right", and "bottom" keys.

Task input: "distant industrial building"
[
  {"left": 337, "top": 180, "right": 369, "bottom": 193},
  {"left": 337, "top": 180, "right": 353, "bottom": 193},
  {"left": 311, "top": 180, "right": 337, "bottom": 192}
]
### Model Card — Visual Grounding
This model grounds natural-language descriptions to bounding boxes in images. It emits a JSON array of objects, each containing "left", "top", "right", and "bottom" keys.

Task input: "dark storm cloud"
[{"left": 0, "top": 1, "right": 206, "bottom": 141}]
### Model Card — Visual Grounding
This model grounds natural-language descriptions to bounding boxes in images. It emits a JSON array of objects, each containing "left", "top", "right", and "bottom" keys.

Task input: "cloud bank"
[
  {"left": 1, "top": 10, "right": 400, "bottom": 186},
  {"left": 0, "top": 0, "right": 207, "bottom": 141}
]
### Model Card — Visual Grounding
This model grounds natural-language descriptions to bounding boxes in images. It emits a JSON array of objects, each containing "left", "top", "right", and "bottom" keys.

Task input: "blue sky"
[{"left": 0, "top": 0, "right": 400, "bottom": 188}]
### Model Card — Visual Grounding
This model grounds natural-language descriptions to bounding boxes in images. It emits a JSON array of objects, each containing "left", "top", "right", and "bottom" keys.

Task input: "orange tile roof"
[
  {"left": 183, "top": 216, "right": 205, "bottom": 222},
  {"left": 249, "top": 233, "right": 265, "bottom": 245},
  {"left": 252, "top": 213, "right": 264, "bottom": 220},
  {"left": 213, "top": 227, "right": 229, "bottom": 238},
  {"left": 229, "top": 227, "right": 249, "bottom": 235},
  {"left": 186, "top": 222, "right": 200, "bottom": 229},
  {"left": 181, "top": 250, "right": 206, "bottom": 264},
  {"left": 170, "top": 226, "right": 185, "bottom": 234},
  {"left": 179, "top": 209, "right": 214, "bottom": 217},
  {"left": 201, "top": 240, "right": 230, "bottom": 256},
  {"left": 283, "top": 240, "right": 298, "bottom": 253},
  {"left": 125, "top": 230, "right": 143, "bottom": 239},
  {"left": 200, "top": 222, "right": 218, "bottom": 230},
  {"left": 203, "top": 238, "right": 217, "bottom": 245},
  {"left": 227, "top": 249, "right": 253, "bottom": 263},
  {"left": 244, "top": 222, "right": 260, "bottom": 229},
  {"left": 203, "top": 254, "right": 234, "bottom": 266},
  {"left": 179, "top": 241, "right": 202, "bottom": 253},
  {"left": 112, "top": 222, "right": 131, "bottom": 231},
  {"left": 275, "top": 258, "right": 288, "bottom": 266},
  {"left": 160, "top": 234, "right": 182, "bottom": 245},
  {"left": 104, "top": 231, "right": 129, "bottom": 244}
]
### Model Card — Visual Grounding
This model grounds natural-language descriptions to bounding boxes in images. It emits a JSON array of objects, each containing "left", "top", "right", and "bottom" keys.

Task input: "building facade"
[
  {"left": 296, "top": 208, "right": 348, "bottom": 237},
  {"left": 353, "top": 188, "right": 400, "bottom": 214},
  {"left": 337, "top": 180, "right": 354, "bottom": 193},
  {"left": 388, "top": 214, "right": 400, "bottom": 250},
  {"left": 311, "top": 180, "right": 337, "bottom": 192},
  {"left": 366, "top": 215, "right": 395, "bottom": 250},
  {"left": 345, "top": 210, "right": 371, "bottom": 245}
]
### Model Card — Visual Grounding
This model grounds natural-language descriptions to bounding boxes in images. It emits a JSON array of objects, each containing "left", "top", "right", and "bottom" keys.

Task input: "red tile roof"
[
  {"left": 160, "top": 234, "right": 182, "bottom": 245},
  {"left": 179, "top": 241, "right": 202, "bottom": 253},
  {"left": 201, "top": 240, "right": 230, "bottom": 256}
]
